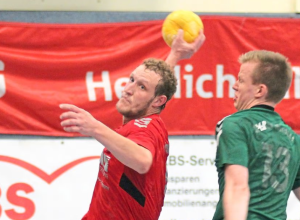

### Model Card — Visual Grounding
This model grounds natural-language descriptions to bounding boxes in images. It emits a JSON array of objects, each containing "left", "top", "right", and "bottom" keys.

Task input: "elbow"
[
  {"left": 231, "top": 183, "right": 250, "bottom": 193},
  {"left": 225, "top": 181, "right": 250, "bottom": 196},
  {"left": 241, "top": 185, "right": 250, "bottom": 197},
  {"left": 136, "top": 156, "right": 153, "bottom": 174},
  {"left": 137, "top": 166, "right": 150, "bottom": 174},
  {"left": 234, "top": 184, "right": 250, "bottom": 200}
]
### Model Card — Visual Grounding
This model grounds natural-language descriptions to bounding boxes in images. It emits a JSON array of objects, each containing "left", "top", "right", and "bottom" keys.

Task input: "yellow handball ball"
[{"left": 162, "top": 10, "right": 203, "bottom": 47}]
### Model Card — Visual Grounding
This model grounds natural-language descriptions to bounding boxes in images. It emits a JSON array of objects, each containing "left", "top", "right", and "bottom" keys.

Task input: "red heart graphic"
[{"left": 0, "top": 155, "right": 100, "bottom": 184}]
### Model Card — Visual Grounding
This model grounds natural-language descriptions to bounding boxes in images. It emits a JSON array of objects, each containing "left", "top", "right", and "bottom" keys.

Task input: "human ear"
[
  {"left": 152, "top": 95, "right": 167, "bottom": 108},
  {"left": 255, "top": 84, "right": 268, "bottom": 98}
]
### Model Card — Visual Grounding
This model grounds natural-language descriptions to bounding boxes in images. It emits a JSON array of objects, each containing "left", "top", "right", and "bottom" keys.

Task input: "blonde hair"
[{"left": 239, "top": 50, "right": 292, "bottom": 103}]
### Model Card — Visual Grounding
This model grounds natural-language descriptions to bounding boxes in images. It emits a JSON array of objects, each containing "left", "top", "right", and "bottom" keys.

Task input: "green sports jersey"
[{"left": 213, "top": 106, "right": 300, "bottom": 220}]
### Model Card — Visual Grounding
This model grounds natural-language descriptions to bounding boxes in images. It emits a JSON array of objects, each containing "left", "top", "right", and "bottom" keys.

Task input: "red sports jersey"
[{"left": 82, "top": 114, "right": 169, "bottom": 220}]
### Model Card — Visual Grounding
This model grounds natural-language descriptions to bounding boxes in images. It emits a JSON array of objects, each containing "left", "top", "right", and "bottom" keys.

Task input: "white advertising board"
[{"left": 0, "top": 138, "right": 298, "bottom": 220}]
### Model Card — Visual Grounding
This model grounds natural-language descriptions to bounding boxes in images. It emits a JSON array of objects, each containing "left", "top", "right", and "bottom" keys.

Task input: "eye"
[
  {"left": 140, "top": 85, "right": 145, "bottom": 90},
  {"left": 129, "top": 76, "right": 134, "bottom": 82}
]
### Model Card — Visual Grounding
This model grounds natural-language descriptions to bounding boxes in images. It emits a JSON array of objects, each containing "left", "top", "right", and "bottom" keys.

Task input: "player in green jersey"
[{"left": 213, "top": 50, "right": 300, "bottom": 220}]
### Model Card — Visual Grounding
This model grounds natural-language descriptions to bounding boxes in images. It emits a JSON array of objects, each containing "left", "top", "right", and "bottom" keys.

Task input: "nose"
[
  {"left": 232, "top": 80, "right": 238, "bottom": 91},
  {"left": 124, "top": 81, "right": 134, "bottom": 95}
]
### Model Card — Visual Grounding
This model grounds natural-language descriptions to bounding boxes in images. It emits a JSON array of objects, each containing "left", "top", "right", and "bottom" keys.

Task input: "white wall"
[{"left": 0, "top": 0, "right": 299, "bottom": 13}]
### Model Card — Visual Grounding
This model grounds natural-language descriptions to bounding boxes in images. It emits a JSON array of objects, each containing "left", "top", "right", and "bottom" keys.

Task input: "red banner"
[{"left": 0, "top": 16, "right": 300, "bottom": 136}]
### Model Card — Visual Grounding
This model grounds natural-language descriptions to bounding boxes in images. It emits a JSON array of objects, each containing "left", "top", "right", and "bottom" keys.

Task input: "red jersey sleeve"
[{"left": 116, "top": 116, "right": 159, "bottom": 157}]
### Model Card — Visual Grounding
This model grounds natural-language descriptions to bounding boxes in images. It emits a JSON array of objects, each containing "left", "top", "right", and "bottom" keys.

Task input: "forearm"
[
  {"left": 223, "top": 184, "right": 250, "bottom": 220},
  {"left": 165, "top": 50, "right": 181, "bottom": 69},
  {"left": 294, "top": 187, "right": 300, "bottom": 201},
  {"left": 92, "top": 122, "right": 152, "bottom": 174},
  {"left": 59, "top": 104, "right": 152, "bottom": 173}
]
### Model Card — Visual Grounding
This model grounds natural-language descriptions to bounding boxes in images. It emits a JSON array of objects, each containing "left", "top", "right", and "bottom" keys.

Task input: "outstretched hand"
[
  {"left": 173, "top": 29, "right": 206, "bottom": 59},
  {"left": 59, "top": 104, "right": 100, "bottom": 136},
  {"left": 165, "top": 29, "right": 206, "bottom": 68}
]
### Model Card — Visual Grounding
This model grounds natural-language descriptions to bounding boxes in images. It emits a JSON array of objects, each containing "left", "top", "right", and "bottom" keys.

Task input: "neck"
[
  {"left": 122, "top": 109, "right": 161, "bottom": 125},
  {"left": 238, "top": 100, "right": 276, "bottom": 111},
  {"left": 249, "top": 100, "right": 276, "bottom": 109}
]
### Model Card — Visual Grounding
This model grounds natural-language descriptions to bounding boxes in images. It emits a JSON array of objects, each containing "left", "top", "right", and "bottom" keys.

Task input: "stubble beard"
[{"left": 116, "top": 97, "right": 155, "bottom": 120}]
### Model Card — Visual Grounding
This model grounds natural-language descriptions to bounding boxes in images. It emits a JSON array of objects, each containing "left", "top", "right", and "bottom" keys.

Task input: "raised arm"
[
  {"left": 165, "top": 29, "right": 206, "bottom": 69},
  {"left": 223, "top": 164, "right": 250, "bottom": 220},
  {"left": 59, "top": 104, "right": 152, "bottom": 174}
]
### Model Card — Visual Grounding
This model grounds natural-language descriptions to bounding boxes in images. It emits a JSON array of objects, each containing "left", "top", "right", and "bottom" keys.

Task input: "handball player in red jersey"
[{"left": 60, "top": 30, "right": 205, "bottom": 220}]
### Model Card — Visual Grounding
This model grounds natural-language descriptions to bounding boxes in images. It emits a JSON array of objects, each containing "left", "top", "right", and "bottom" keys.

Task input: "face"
[
  {"left": 116, "top": 65, "right": 162, "bottom": 121},
  {"left": 233, "top": 61, "right": 260, "bottom": 111}
]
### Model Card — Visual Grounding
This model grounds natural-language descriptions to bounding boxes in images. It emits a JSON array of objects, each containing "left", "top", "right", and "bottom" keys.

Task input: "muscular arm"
[
  {"left": 59, "top": 104, "right": 152, "bottom": 174},
  {"left": 223, "top": 164, "right": 250, "bottom": 220},
  {"left": 293, "top": 187, "right": 300, "bottom": 201},
  {"left": 165, "top": 29, "right": 206, "bottom": 69}
]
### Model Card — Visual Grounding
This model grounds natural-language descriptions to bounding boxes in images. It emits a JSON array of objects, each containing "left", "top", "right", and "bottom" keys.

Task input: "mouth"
[
  {"left": 121, "top": 96, "right": 130, "bottom": 104},
  {"left": 233, "top": 95, "right": 238, "bottom": 101}
]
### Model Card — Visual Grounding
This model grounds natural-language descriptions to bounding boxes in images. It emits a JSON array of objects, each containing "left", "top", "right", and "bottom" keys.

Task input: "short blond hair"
[{"left": 239, "top": 50, "right": 292, "bottom": 103}]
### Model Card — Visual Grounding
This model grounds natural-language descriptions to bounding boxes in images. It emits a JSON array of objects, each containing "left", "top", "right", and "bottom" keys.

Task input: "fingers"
[
  {"left": 59, "top": 104, "right": 82, "bottom": 113},
  {"left": 197, "top": 30, "right": 206, "bottom": 44},
  {"left": 171, "top": 29, "right": 185, "bottom": 47},
  {"left": 60, "top": 118, "right": 78, "bottom": 127},
  {"left": 172, "top": 28, "right": 205, "bottom": 51},
  {"left": 60, "top": 118, "right": 82, "bottom": 133},
  {"left": 62, "top": 125, "right": 80, "bottom": 133},
  {"left": 193, "top": 32, "right": 206, "bottom": 51},
  {"left": 176, "top": 29, "right": 184, "bottom": 38},
  {"left": 59, "top": 104, "right": 96, "bottom": 136},
  {"left": 59, "top": 104, "right": 83, "bottom": 133},
  {"left": 192, "top": 30, "right": 205, "bottom": 45},
  {"left": 60, "top": 111, "right": 78, "bottom": 120}
]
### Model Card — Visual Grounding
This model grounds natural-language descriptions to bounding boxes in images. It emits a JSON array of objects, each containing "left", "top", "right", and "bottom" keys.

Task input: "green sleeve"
[
  {"left": 293, "top": 137, "right": 300, "bottom": 190},
  {"left": 216, "top": 119, "right": 249, "bottom": 168}
]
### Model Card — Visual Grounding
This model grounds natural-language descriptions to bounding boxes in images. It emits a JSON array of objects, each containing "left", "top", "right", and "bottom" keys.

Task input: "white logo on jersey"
[
  {"left": 215, "top": 115, "right": 230, "bottom": 147},
  {"left": 100, "top": 152, "right": 111, "bottom": 173},
  {"left": 98, "top": 152, "right": 110, "bottom": 190},
  {"left": 134, "top": 118, "right": 152, "bottom": 128},
  {"left": 255, "top": 121, "right": 267, "bottom": 131}
]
